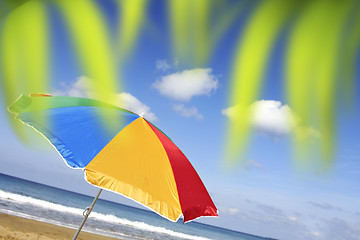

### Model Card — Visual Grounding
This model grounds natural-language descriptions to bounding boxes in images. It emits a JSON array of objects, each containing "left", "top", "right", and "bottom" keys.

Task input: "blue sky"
[{"left": 1, "top": 1, "right": 360, "bottom": 240}]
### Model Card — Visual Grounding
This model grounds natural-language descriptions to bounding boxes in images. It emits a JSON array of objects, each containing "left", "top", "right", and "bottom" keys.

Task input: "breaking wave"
[{"left": 0, "top": 190, "right": 212, "bottom": 240}]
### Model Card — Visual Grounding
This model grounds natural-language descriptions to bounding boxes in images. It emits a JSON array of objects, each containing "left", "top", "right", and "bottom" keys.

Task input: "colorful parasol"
[{"left": 9, "top": 94, "right": 218, "bottom": 237}]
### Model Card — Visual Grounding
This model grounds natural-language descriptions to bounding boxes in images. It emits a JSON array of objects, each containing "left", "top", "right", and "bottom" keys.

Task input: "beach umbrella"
[{"left": 8, "top": 94, "right": 218, "bottom": 239}]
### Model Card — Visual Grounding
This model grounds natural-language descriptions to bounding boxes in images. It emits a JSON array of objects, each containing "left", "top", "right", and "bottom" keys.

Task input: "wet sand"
[{"left": 0, "top": 213, "right": 121, "bottom": 240}]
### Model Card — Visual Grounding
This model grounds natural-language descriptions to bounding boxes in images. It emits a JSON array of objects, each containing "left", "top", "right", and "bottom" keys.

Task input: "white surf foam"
[
  {"left": 0, "top": 189, "right": 83, "bottom": 216},
  {"left": 0, "top": 190, "right": 213, "bottom": 240}
]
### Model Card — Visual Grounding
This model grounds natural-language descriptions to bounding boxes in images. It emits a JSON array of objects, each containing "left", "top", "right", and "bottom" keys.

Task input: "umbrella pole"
[{"left": 72, "top": 188, "right": 102, "bottom": 240}]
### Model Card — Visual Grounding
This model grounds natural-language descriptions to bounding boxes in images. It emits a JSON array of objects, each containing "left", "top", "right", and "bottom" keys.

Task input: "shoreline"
[{"left": 0, "top": 213, "right": 122, "bottom": 240}]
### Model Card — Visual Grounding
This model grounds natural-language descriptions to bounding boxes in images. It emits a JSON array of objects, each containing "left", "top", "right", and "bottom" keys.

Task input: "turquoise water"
[{"left": 0, "top": 173, "right": 273, "bottom": 240}]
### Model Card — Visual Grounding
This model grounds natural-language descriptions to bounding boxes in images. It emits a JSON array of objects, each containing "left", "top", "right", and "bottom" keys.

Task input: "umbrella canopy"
[{"left": 9, "top": 94, "right": 218, "bottom": 223}]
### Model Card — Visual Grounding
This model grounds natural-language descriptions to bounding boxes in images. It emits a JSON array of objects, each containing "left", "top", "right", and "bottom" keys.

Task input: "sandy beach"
[{"left": 0, "top": 213, "right": 120, "bottom": 240}]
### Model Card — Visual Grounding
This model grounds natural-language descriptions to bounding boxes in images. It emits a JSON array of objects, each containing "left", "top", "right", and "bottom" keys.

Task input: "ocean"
[{"left": 0, "top": 173, "right": 271, "bottom": 240}]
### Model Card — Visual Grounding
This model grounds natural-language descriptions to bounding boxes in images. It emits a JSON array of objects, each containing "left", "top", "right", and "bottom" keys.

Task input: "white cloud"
[
  {"left": 324, "top": 218, "right": 360, "bottom": 240},
  {"left": 222, "top": 100, "right": 319, "bottom": 138},
  {"left": 114, "top": 93, "right": 158, "bottom": 122},
  {"left": 311, "top": 232, "right": 321, "bottom": 237},
  {"left": 246, "top": 159, "right": 264, "bottom": 170},
  {"left": 152, "top": 68, "right": 218, "bottom": 101},
  {"left": 52, "top": 76, "right": 158, "bottom": 122},
  {"left": 233, "top": 200, "right": 313, "bottom": 240},
  {"left": 155, "top": 59, "right": 171, "bottom": 71},
  {"left": 53, "top": 76, "right": 91, "bottom": 98},
  {"left": 155, "top": 58, "right": 179, "bottom": 72},
  {"left": 252, "top": 100, "right": 294, "bottom": 135},
  {"left": 219, "top": 207, "right": 240, "bottom": 215},
  {"left": 172, "top": 104, "right": 203, "bottom": 120},
  {"left": 309, "top": 201, "right": 343, "bottom": 211},
  {"left": 220, "top": 108, "right": 232, "bottom": 117}
]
